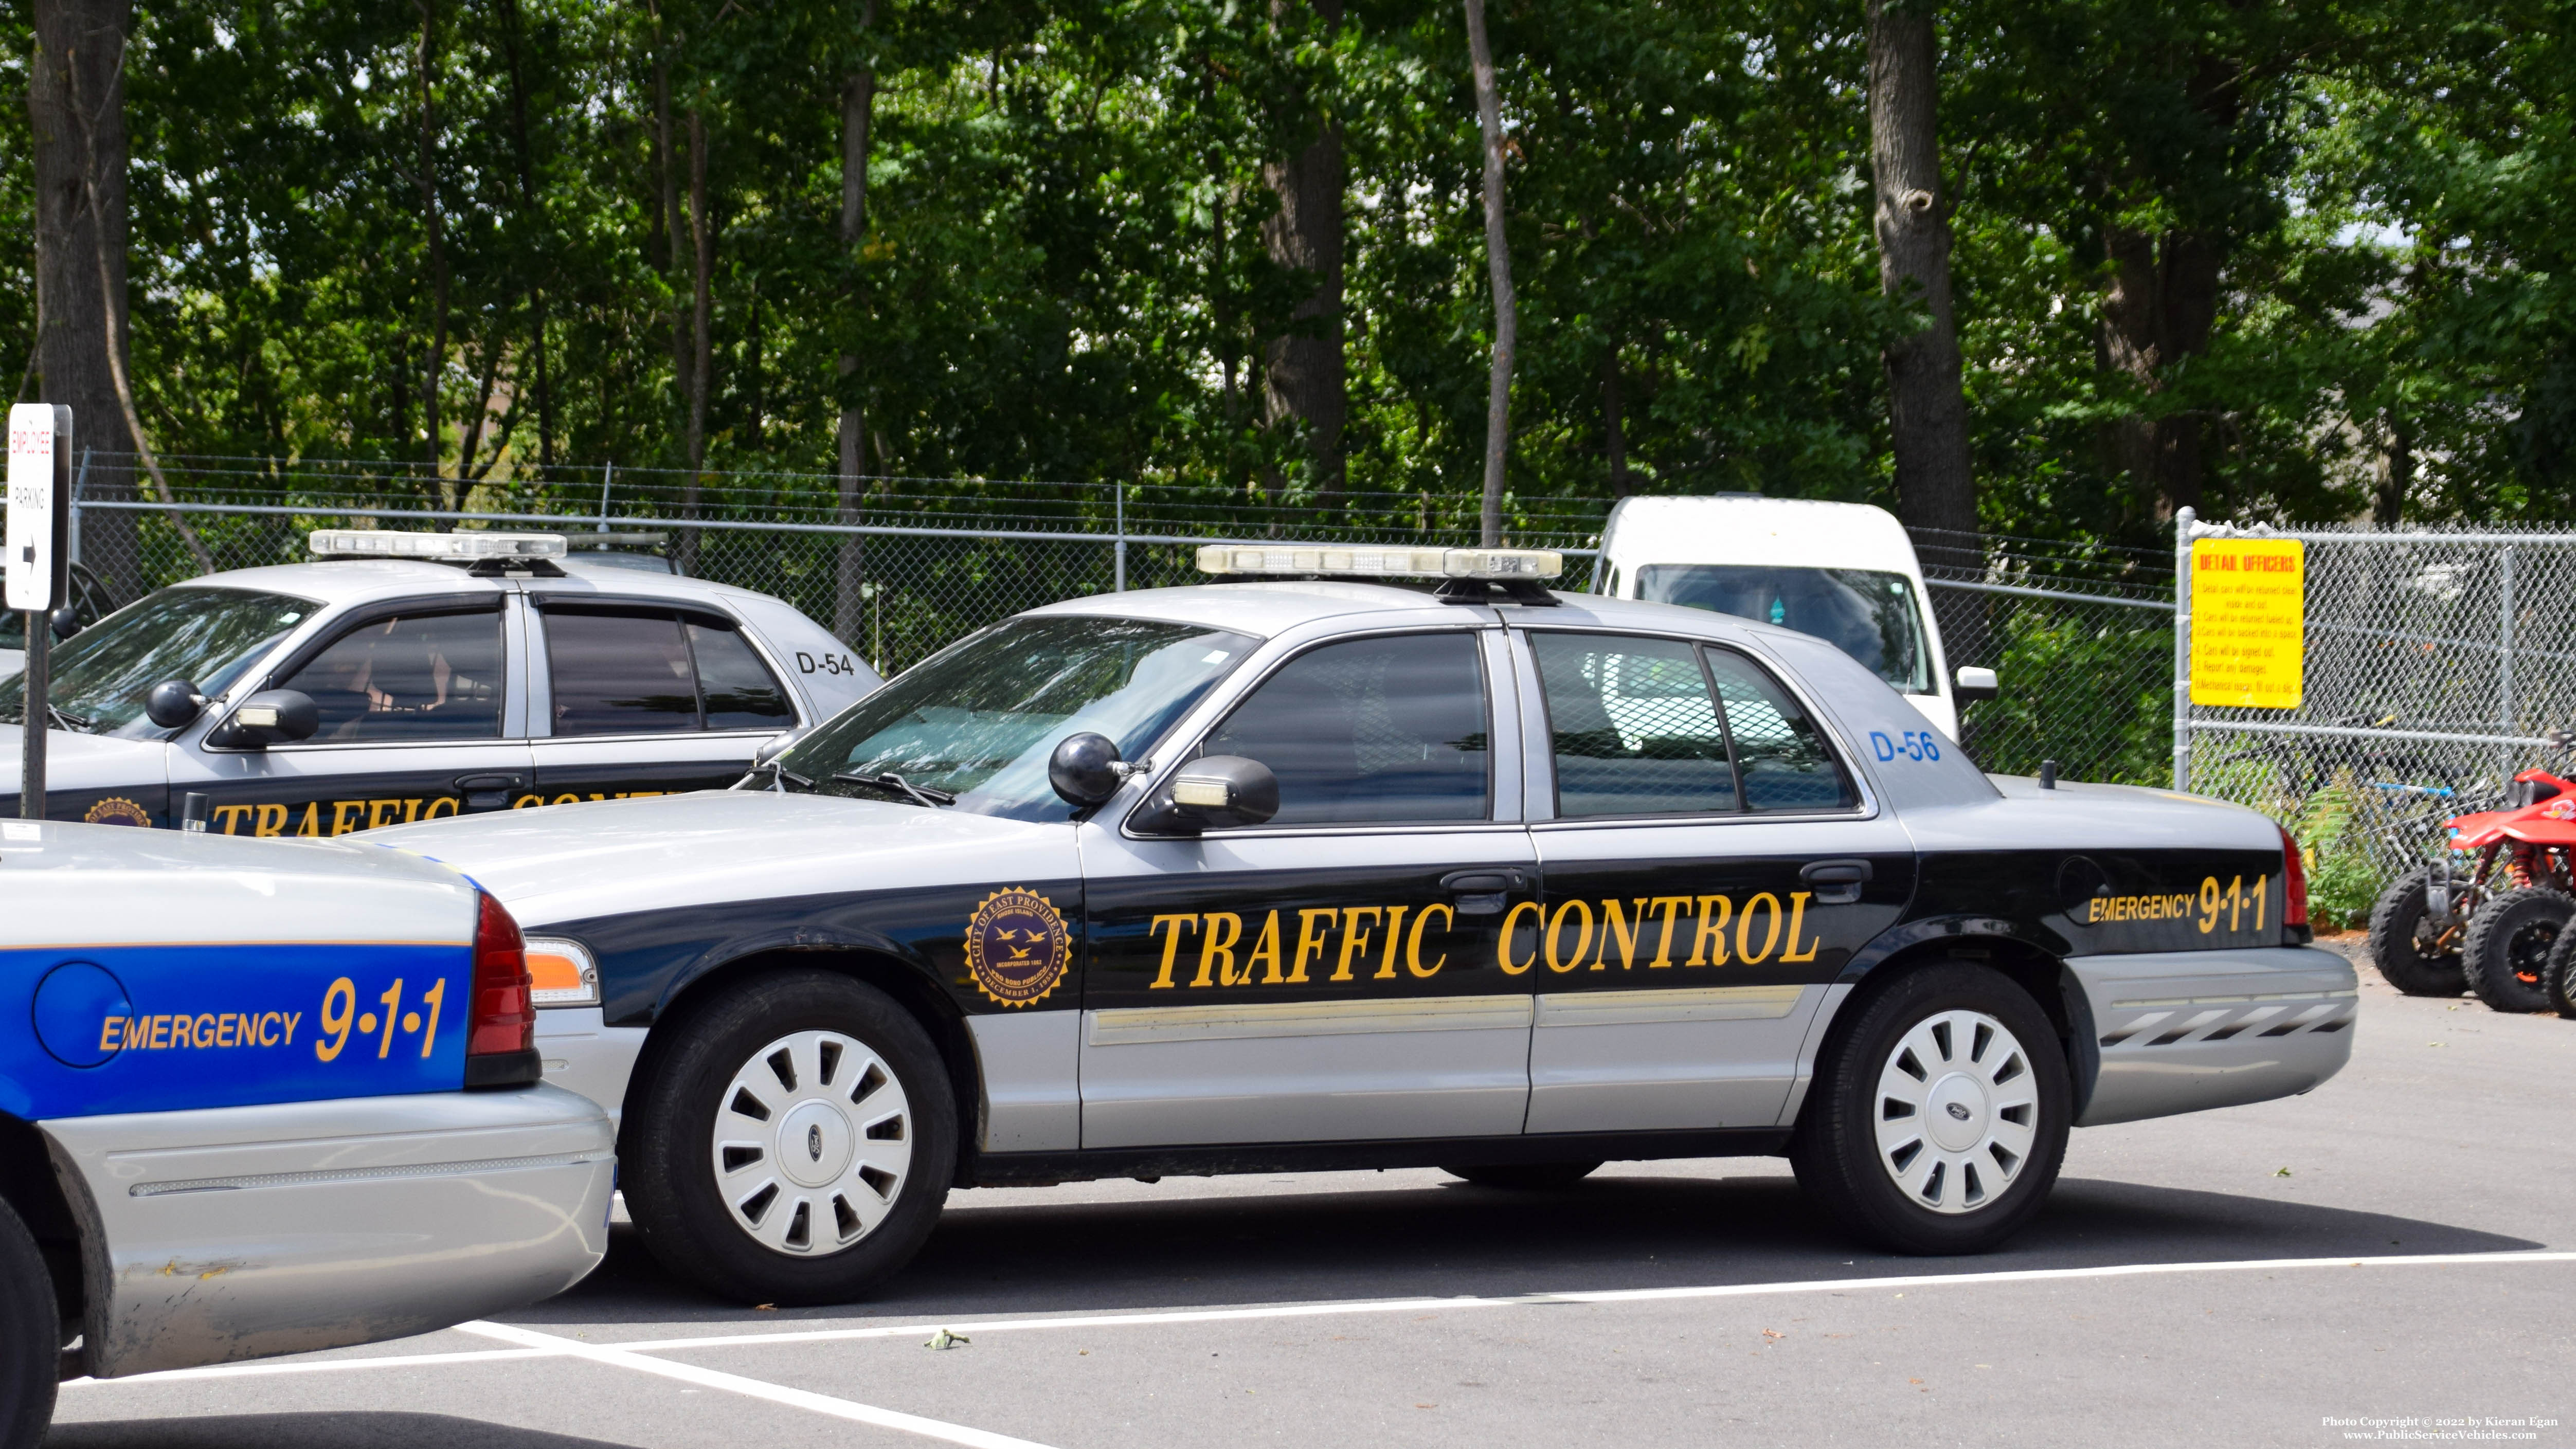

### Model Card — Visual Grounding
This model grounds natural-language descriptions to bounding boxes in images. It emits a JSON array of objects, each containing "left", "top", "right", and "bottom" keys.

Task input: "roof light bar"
[
  {"left": 1195, "top": 544, "right": 1562, "bottom": 581},
  {"left": 310, "top": 529, "right": 571, "bottom": 562}
]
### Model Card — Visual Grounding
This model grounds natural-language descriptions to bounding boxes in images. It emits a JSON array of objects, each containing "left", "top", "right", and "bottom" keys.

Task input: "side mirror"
[
  {"left": 1137, "top": 755, "right": 1281, "bottom": 834},
  {"left": 1954, "top": 665, "right": 1999, "bottom": 703},
  {"left": 48, "top": 605, "right": 79, "bottom": 641},
  {"left": 209, "top": 689, "right": 320, "bottom": 750},
  {"left": 145, "top": 679, "right": 209, "bottom": 729},
  {"left": 1048, "top": 731, "right": 1128, "bottom": 808}
]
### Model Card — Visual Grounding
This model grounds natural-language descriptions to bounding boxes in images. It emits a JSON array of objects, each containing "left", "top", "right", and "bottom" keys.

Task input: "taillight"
[
  {"left": 2278, "top": 825, "right": 2310, "bottom": 930},
  {"left": 467, "top": 891, "right": 536, "bottom": 1058}
]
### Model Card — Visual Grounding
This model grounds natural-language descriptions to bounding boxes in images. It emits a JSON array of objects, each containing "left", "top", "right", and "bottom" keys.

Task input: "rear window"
[
  {"left": 1636, "top": 564, "right": 1931, "bottom": 694},
  {"left": 544, "top": 607, "right": 794, "bottom": 736}
]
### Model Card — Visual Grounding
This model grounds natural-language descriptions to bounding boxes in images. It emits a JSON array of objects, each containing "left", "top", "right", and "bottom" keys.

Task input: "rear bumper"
[
  {"left": 2068, "top": 946, "right": 2357, "bottom": 1128},
  {"left": 42, "top": 1083, "right": 615, "bottom": 1379}
]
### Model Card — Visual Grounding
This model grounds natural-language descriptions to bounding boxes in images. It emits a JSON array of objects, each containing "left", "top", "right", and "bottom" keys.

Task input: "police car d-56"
[
  {"left": 0, "top": 530, "right": 881, "bottom": 832},
  {"left": 371, "top": 547, "right": 2356, "bottom": 1305},
  {"left": 1, "top": 820, "right": 615, "bottom": 1449}
]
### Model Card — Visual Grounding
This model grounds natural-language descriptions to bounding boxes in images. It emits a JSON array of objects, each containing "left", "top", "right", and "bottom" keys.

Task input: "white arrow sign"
[{"left": 6, "top": 404, "right": 71, "bottom": 613}]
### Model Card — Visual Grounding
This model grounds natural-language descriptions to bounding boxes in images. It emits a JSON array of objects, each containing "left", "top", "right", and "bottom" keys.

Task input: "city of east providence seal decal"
[
  {"left": 963, "top": 887, "right": 1071, "bottom": 1007},
  {"left": 82, "top": 797, "right": 153, "bottom": 828}
]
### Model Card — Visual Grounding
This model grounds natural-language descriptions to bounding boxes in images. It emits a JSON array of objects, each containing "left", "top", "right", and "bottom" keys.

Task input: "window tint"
[
  {"left": 688, "top": 622, "right": 795, "bottom": 729},
  {"left": 547, "top": 610, "right": 701, "bottom": 736},
  {"left": 1202, "top": 632, "right": 1489, "bottom": 826},
  {"left": 1703, "top": 648, "right": 1858, "bottom": 811},
  {"left": 282, "top": 610, "right": 504, "bottom": 742},
  {"left": 1532, "top": 633, "right": 1737, "bottom": 817}
]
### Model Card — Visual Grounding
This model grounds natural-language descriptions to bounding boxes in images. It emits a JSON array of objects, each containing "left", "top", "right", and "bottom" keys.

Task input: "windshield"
[
  {"left": 1636, "top": 564, "right": 1932, "bottom": 694},
  {"left": 0, "top": 587, "right": 318, "bottom": 737},
  {"left": 774, "top": 615, "right": 1257, "bottom": 822}
]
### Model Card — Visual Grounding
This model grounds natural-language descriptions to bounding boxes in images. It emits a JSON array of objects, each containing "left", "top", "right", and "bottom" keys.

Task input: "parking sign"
[{"left": 6, "top": 403, "right": 71, "bottom": 612}]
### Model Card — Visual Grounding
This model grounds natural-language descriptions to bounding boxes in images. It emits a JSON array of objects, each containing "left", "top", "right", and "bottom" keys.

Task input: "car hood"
[
  {"left": 0, "top": 724, "right": 169, "bottom": 798},
  {"left": 365, "top": 789, "right": 1082, "bottom": 927}
]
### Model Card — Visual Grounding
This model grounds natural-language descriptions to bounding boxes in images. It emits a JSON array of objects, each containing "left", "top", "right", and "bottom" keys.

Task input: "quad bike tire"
[
  {"left": 2458, "top": 887, "right": 2570, "bottom": 1014},
  {"left": 2542, "top": 926, "right": 2576, "bottom": 1020},
  {"left": 2366, "top": 867, "right": 2469, "bottom": 997}
]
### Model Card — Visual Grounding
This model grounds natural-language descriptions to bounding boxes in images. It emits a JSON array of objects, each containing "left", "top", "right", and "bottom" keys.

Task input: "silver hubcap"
[
  {"left": 1873, "top": 1008, "right": 2038, "bottom": 1215},
  {"left": 711, "top": 1029, "right": 912, "bottom": 1255}
]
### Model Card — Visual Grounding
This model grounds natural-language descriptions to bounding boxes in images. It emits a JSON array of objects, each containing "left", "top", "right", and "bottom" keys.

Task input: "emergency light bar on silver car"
[
  {"left": 310, "top": 529, "right": 572, "bottom": 562},
  {"left": 1194, "top": 544, "right": 1562, "bottom": 580}
]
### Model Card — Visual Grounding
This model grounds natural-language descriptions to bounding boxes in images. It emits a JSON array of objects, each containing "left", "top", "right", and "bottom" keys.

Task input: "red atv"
[{"left": 2371, "top": 745, "right": 2576, "bottom": 1014}]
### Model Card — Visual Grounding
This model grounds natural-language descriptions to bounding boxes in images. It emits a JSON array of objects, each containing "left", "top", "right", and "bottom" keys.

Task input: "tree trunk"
[
  {"left": 29, "top": 0, "right": 137, "bottom": 597},
  {"left": 1601, "top": 347, "right": 1631, "bottom": 498},
  {"left": 416, "top": 0, "right": 448, "bottom": 488},
  {"left": 1260, "top": 0, "right": 1346, "bottom": 504},
  {"left": 654, "top": 56, "right": 687, "bottom": 486},
  {"left": 835, "top": 25, "right": 875, "bottom": 647},
  {"left": 2375, "top": 416, "right": 2412, "bottom": 525},
  {"left": 680, "top": 105, "right": 710, "bottom": 576},
  {"left": 2099, "top": 225, "right": 2221, "bottom": 518},
  {"left": 497, "top": 0, "right": 553, "bottom": 470},
  {"left": 1463, "top": 0, "right": 1511, "bottom": 548},
  {"left": 1865, "top": 0, "right": 1976, "bottom": 570}
]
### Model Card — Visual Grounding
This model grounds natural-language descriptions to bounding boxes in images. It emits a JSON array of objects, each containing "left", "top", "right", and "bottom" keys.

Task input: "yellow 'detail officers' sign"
[{"left": 2190, "top": 537, "right": 2305, "bottom": 709}]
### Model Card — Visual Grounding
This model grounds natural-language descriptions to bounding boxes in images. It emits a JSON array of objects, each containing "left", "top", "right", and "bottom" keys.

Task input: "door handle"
[
  {"left": 453, "top": 773, "right": 527, "bottom": 790},
  {"left": 1799, "top": 858, "right": 1874, "bottom": 905},
  {"left": 1439, "top": 868, "right": 1527, "bottom": 917}
]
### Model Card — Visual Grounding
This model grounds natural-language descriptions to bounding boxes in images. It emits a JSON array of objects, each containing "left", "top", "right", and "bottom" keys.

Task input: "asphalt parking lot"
[{"left": 48, "top": 941, "right": 2573, "bottom": 1449}]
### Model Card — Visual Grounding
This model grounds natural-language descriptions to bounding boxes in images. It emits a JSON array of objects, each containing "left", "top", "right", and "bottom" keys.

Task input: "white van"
[{"left": 1591, "top": 495, "right": 1992, "bottom": 739}]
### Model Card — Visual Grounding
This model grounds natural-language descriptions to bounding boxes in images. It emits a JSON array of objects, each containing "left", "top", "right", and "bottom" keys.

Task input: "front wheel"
[
  {"left": 623, "top": 970, "right": 957, "bottom": 1306},
  {"left": 2366, "top": 867, "right": 2467, "bottom": 997},
  {"left": 2542, "top": 926, "right": 2576, "bottom": 1020},
  {"left": 1790, "top": 963, "right": 2071, "bottom": 1255},
  {"left": 2459, "top": 889, "right": 2569, "bottom": 1013},
  {"left": 0, "top": 1196, "right": 58, "bottom": 1449}
]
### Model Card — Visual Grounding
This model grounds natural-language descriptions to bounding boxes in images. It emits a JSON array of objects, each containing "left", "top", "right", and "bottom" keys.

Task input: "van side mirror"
[
  {"left": 1133, "top": 755, "right": 1280, "bottom": 834},
  {"left": 208, "top": 689, "right": 320, "bottom": 750},
  {"left": 1954, "top": 665, "right": 1999, "bottom": 703},
  {"left": 145, "top": 679, "right": 209, "bottom": 729}
]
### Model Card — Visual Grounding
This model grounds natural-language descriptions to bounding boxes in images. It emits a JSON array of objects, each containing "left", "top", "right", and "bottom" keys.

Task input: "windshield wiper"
[
  {"left": 749, "top": 758, "right": 817, "bottom": 792},
  {"left": 832, "top": 770, "right": 957, "bottom": 807},
  {"left": 50, "top": 706, "right": 96, "bottom": 734}
]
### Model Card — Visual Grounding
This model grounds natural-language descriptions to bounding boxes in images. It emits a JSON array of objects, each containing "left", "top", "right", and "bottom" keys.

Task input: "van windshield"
[{"left": 1636, "top": 565, "right": 1932, "bottom": 694}]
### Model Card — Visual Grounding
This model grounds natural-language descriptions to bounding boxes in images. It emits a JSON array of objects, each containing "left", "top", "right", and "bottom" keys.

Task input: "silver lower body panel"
[
  {"left": 44, "top": 1084, "right": 616, "bottom": 1379},
  {"left": 533, "top": 1007, "right": 651, "bottom": 1126},
  {"left": 1525, "top": 984, "right": 1828, "bottom": 1133},
  {"left": 2069, "top": 946, "right": 2356, "bottom": 1128}
]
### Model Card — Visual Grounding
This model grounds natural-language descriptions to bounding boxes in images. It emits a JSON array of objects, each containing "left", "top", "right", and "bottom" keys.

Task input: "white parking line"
[
  {"left": 456, "top": 1321, "right": 1058, "bottom": 1449},
  {"left": 62, "top": 1248, "right": 2576, "bottom": 1391}
]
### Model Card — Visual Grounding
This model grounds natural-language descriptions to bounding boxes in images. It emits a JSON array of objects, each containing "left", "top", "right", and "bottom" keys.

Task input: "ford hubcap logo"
[
  {"left": 1946, "top": 1102, "right": 1973, "bottom": 1121},
  {"left": 808, "top": 1125, "right": 823, "bottom": 1160}
]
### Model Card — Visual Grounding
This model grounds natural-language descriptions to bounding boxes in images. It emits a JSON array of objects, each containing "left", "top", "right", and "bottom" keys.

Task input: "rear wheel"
[
  {"left": 623, "top": 970, "right": 957, "bottom": 1305},
  {"left": 2542, "top": 927, "right": 2576, "bottom": 1020},
  {"left": 2366, "top": 867, "right": 2467, "bottom": 997},
  {"left": 2459, "top": 888, "right": 2568, "bottom": 1013},
  {"left": 1790, "top": 962, "right": 2071, "bottom": 1255},
  {"left": 1439, "top": 1162, "right": 1603, "bottom": 1190},
  {"left": 0, "top": 1196, "right": 57, "bottom": 1449}
]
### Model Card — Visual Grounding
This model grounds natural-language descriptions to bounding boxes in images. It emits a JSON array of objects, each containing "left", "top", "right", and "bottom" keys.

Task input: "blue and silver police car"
[
  {"left": 0, "top": 530, "right": 881, "bottom": 833},
  {"left": 371, "top": 547, "right": 2357, "bottom": 1306},
  {"left": 0, "top": 820, "right": 617, "bottom": 1448}
]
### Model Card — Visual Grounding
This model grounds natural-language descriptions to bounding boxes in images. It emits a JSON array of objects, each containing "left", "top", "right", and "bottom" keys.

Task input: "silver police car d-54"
[
  {"left": 0, "top": 531, "right": 881, "bottom": 832},
  {"left": 372, "top": 547, "right": 2356, "bottom": 1304}
]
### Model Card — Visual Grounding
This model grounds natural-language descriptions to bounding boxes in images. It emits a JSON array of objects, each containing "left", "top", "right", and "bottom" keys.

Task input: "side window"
[
  {"left": 546, "top": 610, "right": 701, "bottom": 736},
  {"left": 1530, "top": 632, "right": 1736, "bottom": 818},
  {"left": 1200, "top": 632, "right": 1489, "bottom": 826},
  {"left": 279, "top": 610, "right": 503, "bottom": 742},
  {"left": 1703, "top": 648, "right": 1859, "bottom": 811},
  {"left": 688, "top": 622, "right": 796, "bottom": 729}
]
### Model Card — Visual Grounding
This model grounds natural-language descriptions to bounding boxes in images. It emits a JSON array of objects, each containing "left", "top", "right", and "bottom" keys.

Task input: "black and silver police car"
[
  {"left": 0, "top": 530, "right": 881, "bottom": 831},
  {"left": 372, "top": 546, "right": 2355, "bottom": 1305}
]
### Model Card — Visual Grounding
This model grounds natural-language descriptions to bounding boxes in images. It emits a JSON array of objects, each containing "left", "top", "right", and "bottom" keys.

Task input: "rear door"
[
  {"left": 1076, "top": 626, "right": 1541, "bottom": 1148},
  {"left": 1512, "top": 628, "right": 1914, "bottom": 1133},
  {"left": 178, "top": 596, "right": 535, "bottom": 837},
  {"left": 525, "top": 600, "right": 801, "bottom": 808}
]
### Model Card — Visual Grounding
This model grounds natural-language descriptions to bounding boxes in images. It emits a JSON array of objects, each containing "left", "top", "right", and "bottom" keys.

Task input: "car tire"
[
  {"left": 623, "top": 970, "right": 957, "bottom": 1306},
  {"left": 2366, "top": 867, "right": 2467, "bottom": 997},
  {"left": 2458, "top": 888, "right": 2568, "bottom": 1013},
  {"left": 1439, "top": 1162, "right": 1603, "bottom": 1190},
  {"left": 1790, "top": 962, "right": 2071, "bottom": 1256},
  {"left": 2541, "top": 925, "right": 2576, "bottom": 1021},
  {"left": 0, "top": 1197, "right": 58, "bottom": 1449}
]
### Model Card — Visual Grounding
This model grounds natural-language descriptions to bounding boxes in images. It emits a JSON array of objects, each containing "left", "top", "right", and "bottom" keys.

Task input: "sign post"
[{"left": 8, "top": 404, "right": 73, "bottom": 819}]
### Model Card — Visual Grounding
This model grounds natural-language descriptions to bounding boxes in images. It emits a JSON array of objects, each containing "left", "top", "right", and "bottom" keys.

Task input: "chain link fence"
[
  {"left": 51, "top": 453, "right": 2180, "bottom": 790},
  {"left": 2176, "top": 515, "right": 2576, "bottom": 926}
]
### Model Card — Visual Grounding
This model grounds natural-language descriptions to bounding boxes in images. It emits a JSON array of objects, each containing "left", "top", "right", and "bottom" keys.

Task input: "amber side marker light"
[{"left": 524, "top": 937, "right": 602, "bottom": 1008}]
